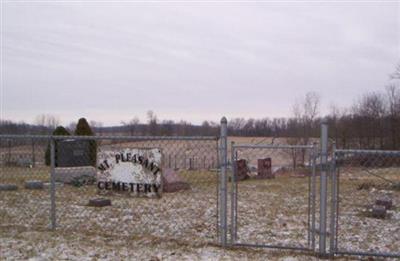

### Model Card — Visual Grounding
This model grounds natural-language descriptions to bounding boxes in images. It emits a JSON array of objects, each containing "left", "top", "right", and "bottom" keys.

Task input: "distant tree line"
[{"left": 1, "top": 63, "right": 399, "bottom": 150}]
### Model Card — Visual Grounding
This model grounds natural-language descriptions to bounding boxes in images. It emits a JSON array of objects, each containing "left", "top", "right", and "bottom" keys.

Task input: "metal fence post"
[
  {"left": 329, "top": 143, "right": 337, "bottom": 256},
  {"left": 230, "top": 141, "right": 235, "bottom": 245},
  {"left": 50, "top": 137, "right": 56, "bottom": 230},
  {"left": 174, "top": 155, "right": 177, "bottom": 170},
  {"left": 319, "top": 119, "right": 328, "bottom": 257},
  {"left": 309, "top": 143, "right": 317, "bottom": 250},
  {"left": 31, "top": 138, "right": 36, "bottom": 168},
  {"left": 7, "top": 139, "right": 11, "bottom": 165},
  {"left": 219, "top": 117, "right": 228, "bottom": 247}
]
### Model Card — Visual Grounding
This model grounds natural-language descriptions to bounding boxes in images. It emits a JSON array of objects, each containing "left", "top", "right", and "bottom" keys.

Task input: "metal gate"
[{"left": 229, "top": 143, "right": 318, "bottom": 251}]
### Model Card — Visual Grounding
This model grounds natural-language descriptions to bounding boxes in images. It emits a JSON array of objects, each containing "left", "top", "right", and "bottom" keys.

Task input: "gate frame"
[{"left": 229, "top": 142, "right": 318, "bottom": 252}]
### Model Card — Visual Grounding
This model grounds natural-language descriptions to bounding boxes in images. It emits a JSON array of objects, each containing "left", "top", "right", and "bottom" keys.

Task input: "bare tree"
[
  {"left": 328, "top": 105, "right": 351, "bottom": 148},
  {"left": 67, "top": 121, "right": 77, "bottom": 133},
  {"left": 161, "top": 120, "right": 175, "bottom": 136},
  {"left": 35, "top": 114, "right": 60, "bottom": 130},
  {"left": 352, "top": 92, "right": 386, "bottom": 148},
  {"left": 147, "top": 110, "right": 158, "bottom": 136},
  {"left": 201, "top": 121, "right": 212, "bottom": 136},
  {"left": 121, "top": 117, "right": 140, "bottom": 136},
  {"left": 90, "top": 120, "right": 104, "bottom": 135},
  {"left": 289, "top": 91, "right": 320, "bottom": 165},
  {"left": 177, "top": 120, "right": 190, "bottom": 136},
  {"left": 386, "top": 84, "right": 400, "bottom": 148},
  {"left": 228, "top": 118, "right": 247, "bottom": 135},
  {"left": 391, "top": 62, "right": 400, "bottom": 80}
]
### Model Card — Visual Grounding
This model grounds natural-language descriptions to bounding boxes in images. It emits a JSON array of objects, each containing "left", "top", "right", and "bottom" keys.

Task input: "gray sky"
[{"left": 1, "top": 1, "right": 399, "bottom": 126}]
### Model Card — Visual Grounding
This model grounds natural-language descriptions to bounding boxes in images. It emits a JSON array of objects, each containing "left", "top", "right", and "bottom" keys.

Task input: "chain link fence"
[
  {"left": 0, "top": 135, "right": 220, "bottom": 246},
  {"left": 330, "top": 149, "right": 400, "bottom": 258},
  {"left": 1, "top": 120, "right": 400, "bottom": 259},
  {"left": 0, "top": 136, "right": 51, "bottom": 230}
]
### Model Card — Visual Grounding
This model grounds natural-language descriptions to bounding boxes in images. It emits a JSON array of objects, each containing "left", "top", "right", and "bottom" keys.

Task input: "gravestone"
[
  {"left": 162, "top": 168, "right": 190, "bottom": 193},
  {"left": 375, "top": 198, "right": 393, "bottom": 210},
  {"left": 17, "top": 157, "right": 33, "bottom": 168},
  {"left": 24, "top": 180, "right": 44, "bottom": 190},
  {"left": 88, "top": 198, "right": 111, "bottom": 207},
  {"left": 0, "top": 184, "right": 18, "bottom": 191},
  {"left": 43, "top": 182, "right": 63, "bottom": 189},
  {"left": 371, "top": 205, "right": 386, "bottom": 219},
  {"left": 57, "top": 139, "right": 91, "bottom": 167},
  {"left": 55, "top": 139, "right": 95, "bottom": 184},
  {"left": 235, "top": 159, "right": 250, "bottom": 181},
  {"left": 256, "top": 158, "right": 274, "bottom": 179}
]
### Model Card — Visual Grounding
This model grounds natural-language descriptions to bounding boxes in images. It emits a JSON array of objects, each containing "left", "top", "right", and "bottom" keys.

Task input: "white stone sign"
[{"left": 96, "top": 148, "right": 162, "bottom": 196}]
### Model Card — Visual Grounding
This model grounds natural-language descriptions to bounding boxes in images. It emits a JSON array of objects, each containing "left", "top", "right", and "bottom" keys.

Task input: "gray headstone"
[
  {"left": 88, "top": 198, "right": 111, "bottom": 207},
  {"left": 24, "top": 180, "right": 44, "bottom": 190},
  {"left": 43, "top": 182, "right": 64, "bottom": 189},
  {"left": 371, "top": 205, "right": 386, "bottom": 219},
  {"left": 57, "top": 139, "right": 91, "bottom": 167},
  {"left": 0, "top": 184, "right": 18, "bottom": 191},
  {"left": 375, "top": 198, "right": 393, "bottom": 210},
  {"left": 17, "top": 158, "right": 33, "bottom": 167}
]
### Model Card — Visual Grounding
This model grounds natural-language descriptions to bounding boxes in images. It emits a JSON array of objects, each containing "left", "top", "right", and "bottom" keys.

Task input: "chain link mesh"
[
  {"left": 333, "top": 150, "right": 400, "bottom": 257},
  {"left": 0, "top": 136, "right": 219, "bottom": 245},
  {"left": 0, "top": 137, "right": 51, "bottom": 229},
  {"left": 230, "top": 144, "right": 317, "bottom": 250}
]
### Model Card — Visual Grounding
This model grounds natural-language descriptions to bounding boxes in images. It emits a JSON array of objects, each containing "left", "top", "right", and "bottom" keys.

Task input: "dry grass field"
[
  {"left": 0, "top": 137, "right": 298, "bottom": 171},
  {"left": 1, "top": 169, "right": 399, "bottom": 259}
]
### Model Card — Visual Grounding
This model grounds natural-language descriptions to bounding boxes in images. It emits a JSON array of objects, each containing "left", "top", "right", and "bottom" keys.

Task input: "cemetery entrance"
[{"left": 229, "top": 143, "right": 318, "bottom": 251}]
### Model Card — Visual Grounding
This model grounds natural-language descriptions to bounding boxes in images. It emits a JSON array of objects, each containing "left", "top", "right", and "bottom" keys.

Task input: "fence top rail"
[
  {"left": 232, "top": 144, "right": 315, "bottom": 149},
  {"left": 335, "top": 149, "right": 400, "bottom": 155},
  {"left": 0, "top": 134, "right": 219, "bottom": 141}
]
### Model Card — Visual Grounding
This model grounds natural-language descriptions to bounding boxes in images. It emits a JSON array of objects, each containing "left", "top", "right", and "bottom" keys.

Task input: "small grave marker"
[
  {"left": 0, "top": 184, "right": 18, "bottom": 191},
  {"left": 375, "top": 198, "right": 393, "bottom": 210},
  {"left": 24, "top": 180, "right": 44, "bottom": 190},
  {"left": 88, "top": 198, "right": 111, "bottom": 207},
  {"left": 235, "top": 159, "right": 250, "bottom": 181},
  {"left": 256, "top": 158, "right": 274, "bottom": 179},
  {"left": 371, "top": 205, "right": 386, "bottom": 219}
]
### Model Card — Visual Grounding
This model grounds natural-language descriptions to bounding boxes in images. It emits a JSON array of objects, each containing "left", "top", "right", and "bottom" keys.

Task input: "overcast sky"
[{"left": 1, "top": 1, "right": 399, "bottom": 126}]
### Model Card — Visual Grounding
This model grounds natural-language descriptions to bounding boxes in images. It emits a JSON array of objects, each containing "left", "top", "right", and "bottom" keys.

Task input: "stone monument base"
[{"left": 54, "top": 166, "right": 96, "bottom": 184}]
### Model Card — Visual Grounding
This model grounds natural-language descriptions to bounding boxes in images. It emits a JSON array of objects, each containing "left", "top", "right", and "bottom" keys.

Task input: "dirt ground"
[{"left": 0, "top": 227, "right": 335, "bottom": 261}]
